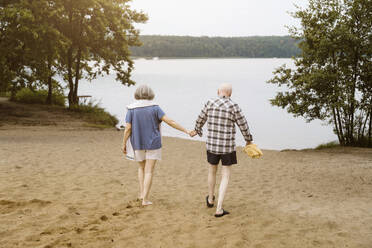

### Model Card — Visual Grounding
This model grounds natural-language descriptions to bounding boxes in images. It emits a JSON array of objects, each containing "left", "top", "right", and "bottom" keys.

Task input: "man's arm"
[
  {"left": 234, "top": 105, "right": 253, "bottom": 144},
  {"left": 194, "top": 102, "right": 208, "bottom": 137}
]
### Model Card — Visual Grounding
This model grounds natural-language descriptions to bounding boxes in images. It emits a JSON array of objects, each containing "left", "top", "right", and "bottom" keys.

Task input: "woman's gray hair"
[{"left": 134, "top": 84, "right": 155, "bottom": 100}]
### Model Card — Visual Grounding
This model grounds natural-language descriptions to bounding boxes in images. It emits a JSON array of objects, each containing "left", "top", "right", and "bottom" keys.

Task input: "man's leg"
[
  {"left": 216, "top": 165, "right": 231, "bottom": 214},
  {"left": 137, "top": 161, "right": 145, "bottom": 199},
  {"left": 208, "top": 164, "right": 218, "bottom": 204},
  {"left": 142, "top": 159, "right": 157, "bottom": 206}
]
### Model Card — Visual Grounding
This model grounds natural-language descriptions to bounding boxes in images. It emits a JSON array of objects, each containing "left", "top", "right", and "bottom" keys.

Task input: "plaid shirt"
[{"left": 194, "top": 96, "right": 253, "bottom": 154}]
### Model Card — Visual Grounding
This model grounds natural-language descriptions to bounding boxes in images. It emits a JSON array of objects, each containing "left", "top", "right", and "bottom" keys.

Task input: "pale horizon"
[{"left": 130, "top": 0, "right": 309, "bottom": 37}]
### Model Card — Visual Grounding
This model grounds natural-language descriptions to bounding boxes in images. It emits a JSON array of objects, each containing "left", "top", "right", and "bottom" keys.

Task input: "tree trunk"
[
  {"left": 341, "top": 106, "right": 350, "bottom": 145},
  {"left": 67, "top": 46, "right": 75, "bottom": 108},
  {"left": 336, "top": 107, "right": 345, "bottom": 145},
  {"left": 46, "top": 60, "right": 52, "bottom": 105},
  {"left": 46, "top": 75, "right": 52, "bottom": 104},
  {"left": 73, "top": 47, "right": 81, "bottom": 105},
  {"left": 361, "top": 110, "right": 369, "bottom": 140},
  {"left": 332, "top": 107, "right": 342, "bottom": 144},
  {"left": 66, "top": 5, "right": 75, "bottom": 108},
  {"left": 10, "top": 81, "right": 17, "bottom": 101},
  {"left": 369, "top": 106, "right": 372, "bottom": 147},
  {"left": 349, "top": 82, "right": 356, "bottom": 145}
]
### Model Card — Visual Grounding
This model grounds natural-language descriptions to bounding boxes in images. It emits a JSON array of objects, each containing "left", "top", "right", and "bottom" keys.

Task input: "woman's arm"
[
  {"left": 122, "top": 123, "right": 132, "bottom": 154},
  {"left": 161, "top": 115, "right": 189, "bottom": 135}
]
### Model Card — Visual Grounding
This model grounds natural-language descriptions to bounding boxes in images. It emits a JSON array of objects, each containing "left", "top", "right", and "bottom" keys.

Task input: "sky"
[{"left": 129, "top": 0, "right": 309, "bottom": 37}]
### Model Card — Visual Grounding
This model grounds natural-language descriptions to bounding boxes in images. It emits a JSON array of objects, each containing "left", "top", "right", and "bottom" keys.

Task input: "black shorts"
[{"left": 207, "top": 151, "right": 237, "bottom": 166}]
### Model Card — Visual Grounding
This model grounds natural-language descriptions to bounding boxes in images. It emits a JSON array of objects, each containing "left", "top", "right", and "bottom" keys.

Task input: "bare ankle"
[{"left": 142, "top": 200, "right": 153, "bottom": 206}]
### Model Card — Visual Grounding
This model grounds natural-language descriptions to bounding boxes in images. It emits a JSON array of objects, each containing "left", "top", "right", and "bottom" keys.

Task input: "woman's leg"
[
  {"left": 137, "top": 161, "right": 145, "bottom": 199},
  {"left": 216, "top": 166, "right": 231, "bottom": 214},
  {"left": 208, "top": 164, "right": 218, "bottom": 204},
  {"left": 142, "top": 159, "right": 157, "bottom": 206}
]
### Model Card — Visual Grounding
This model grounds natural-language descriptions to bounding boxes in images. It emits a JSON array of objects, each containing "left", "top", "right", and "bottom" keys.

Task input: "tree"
[
  {"left": 23, "top": 0, "right": 67, "bottom": 104},
  {"left": 0, "top": 0, "right": 66, "bottom": 103},
  {"left": 57, "top": 0, "right": 147, "bottom": 107},
  {"left": 0, "top": 0, "right": 147, "bottom": 107},
  {"left": 0, "top": 0, "right": 36, "bottom": 98},
  {"left": 268, "top": 0, "right": 372, "bottom": 147}
]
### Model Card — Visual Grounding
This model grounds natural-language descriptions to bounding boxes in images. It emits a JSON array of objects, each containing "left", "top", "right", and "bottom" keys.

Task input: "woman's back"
[{"left": 125, "top": 105, "right": 165, "bottom": 150}]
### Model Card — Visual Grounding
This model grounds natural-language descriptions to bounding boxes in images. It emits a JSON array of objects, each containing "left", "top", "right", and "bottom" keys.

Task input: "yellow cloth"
[{"left": 243, "top": 144, "right": 263, "bottom": 159}]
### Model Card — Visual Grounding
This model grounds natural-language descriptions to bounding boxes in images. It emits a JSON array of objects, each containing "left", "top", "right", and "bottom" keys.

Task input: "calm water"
[{"left": 78, "top": 58, "right": 336, "bottom": 150}]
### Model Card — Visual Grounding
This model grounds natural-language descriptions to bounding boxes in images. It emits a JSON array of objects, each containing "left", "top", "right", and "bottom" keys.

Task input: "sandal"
[
  {"left": 215, "top": 209, "right": 230, "bottom": 218},
  {"left": 206, "top": 195, "right": 215, "bottom": 208}
]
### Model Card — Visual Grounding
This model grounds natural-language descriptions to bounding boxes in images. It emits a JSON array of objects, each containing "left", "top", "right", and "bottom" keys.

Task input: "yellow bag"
[{"left": 243, "top": 144, "right": 263, "bottom": 159}]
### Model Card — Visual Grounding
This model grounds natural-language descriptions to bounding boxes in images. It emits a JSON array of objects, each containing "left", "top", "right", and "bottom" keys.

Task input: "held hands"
[{"left": 188, "top": 130, "right": 197, "bottom": 137}]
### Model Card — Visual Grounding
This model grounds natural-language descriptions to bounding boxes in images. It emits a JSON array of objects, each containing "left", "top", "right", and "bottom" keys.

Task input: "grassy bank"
[
  {"left": 13, "top": 88, "right": 65, "bottom": 106},
  {"left": 0, "top": 95, "right": 118, "bottom": 128},
  {"left": 68, "top": 101, "right": 118, "bottom": 128},
  {"left": 12, "top": 89, "right": 118, "bottom": 128},
  {"left": 315, "top": 141, "right": 340, "bottom": 150}
]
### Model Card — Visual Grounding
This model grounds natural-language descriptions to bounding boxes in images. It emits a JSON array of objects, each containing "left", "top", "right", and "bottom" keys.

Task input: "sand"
[{"left": 1, "top": 99, "right": 372, "bottom": 248}]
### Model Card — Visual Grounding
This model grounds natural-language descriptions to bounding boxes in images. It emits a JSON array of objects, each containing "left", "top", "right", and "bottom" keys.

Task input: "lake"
[{"left": 78, "top": 58, "right": 337, "bottom": 150}]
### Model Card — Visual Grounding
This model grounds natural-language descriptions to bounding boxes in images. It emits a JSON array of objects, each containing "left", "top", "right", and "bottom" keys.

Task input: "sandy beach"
[{"left": 1, "top": 99, "right": 372, "bottom": 248}]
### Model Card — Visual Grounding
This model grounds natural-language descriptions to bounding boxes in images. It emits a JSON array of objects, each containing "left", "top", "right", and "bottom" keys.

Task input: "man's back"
[{"left": 195, "top": 96, "right": 252, "bottom": 154}]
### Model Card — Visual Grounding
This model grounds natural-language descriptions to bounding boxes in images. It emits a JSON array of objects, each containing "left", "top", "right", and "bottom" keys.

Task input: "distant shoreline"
[
  {"left": 132, "top": 57, "right": 294, "bottom": 60},
  {"left": 131, "top": 35, "right": 300, "bottom": 58}
]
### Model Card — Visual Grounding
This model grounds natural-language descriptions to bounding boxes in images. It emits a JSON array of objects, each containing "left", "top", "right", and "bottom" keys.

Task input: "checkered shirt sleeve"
[
  {"left": 194, "top": 102, "right": 208, "bottom": 137},
  {"left": 233, "top": 104, "right": 253, "bottom": 143}
]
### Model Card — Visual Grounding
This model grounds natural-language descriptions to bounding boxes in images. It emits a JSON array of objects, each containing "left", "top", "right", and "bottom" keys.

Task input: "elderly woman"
[{"left": 122, "top": 85, "right": 191, "bottom": 206}]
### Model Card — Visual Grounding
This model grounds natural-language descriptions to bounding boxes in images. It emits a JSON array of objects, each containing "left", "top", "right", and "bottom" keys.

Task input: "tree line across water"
[{"left": 130, "top": 35, "right": 301, "bottom": 58}]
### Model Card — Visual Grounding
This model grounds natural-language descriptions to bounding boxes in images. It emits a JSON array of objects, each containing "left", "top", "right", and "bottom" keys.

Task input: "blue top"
[{"left": 125, "top": 105, "right": 165, "bottom": 150}]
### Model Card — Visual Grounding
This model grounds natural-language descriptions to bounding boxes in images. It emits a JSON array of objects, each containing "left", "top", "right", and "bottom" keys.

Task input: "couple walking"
[{"left": 122, "top": 83, "right": 253, "bottom": 217}]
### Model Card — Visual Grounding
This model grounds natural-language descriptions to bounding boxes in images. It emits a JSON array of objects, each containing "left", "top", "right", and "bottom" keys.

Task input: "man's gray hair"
[
  {"left": 134, "top": 84, "right": 155, "bottom": 100},
  {"left": 218, "top": 83, "right": 232, "bottom": 96}
]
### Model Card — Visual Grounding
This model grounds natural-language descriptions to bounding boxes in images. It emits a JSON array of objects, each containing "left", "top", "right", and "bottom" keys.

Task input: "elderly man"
[{"left": 191, "top": 83, "right": 253, "bottom": 217}]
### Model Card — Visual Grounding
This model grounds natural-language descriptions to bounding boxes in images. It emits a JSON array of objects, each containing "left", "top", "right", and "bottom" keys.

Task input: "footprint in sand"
[
  {"left": 261, "top": 220, "right": 275, "bottom": 228},
  {"left": 0, "top": 199, "right": 51, "bottom": 214},
  {"left": 126, "top": 199, "right": 142, "bottom": 209},
  {"left": 89, "top": 226, "right": 99, "bottom": 231},
  {"left": 100, "top": 215, "right": 108, "bottom": 221}
]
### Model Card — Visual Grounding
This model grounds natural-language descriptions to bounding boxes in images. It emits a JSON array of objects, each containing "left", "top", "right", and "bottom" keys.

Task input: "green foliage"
[
  {"left": 69, "top": 100, "right": 118, "bottom": 127},
  {"left": 268, "top": 0, "right": 372, "bottom": 147},
  {"left": 0, "top": 0, "right": 147, "bottom": 107},
  {"left": 131, "top": 35, "right": 301, "bottom": 58},
  {"left": 57, "top": 0, "right": 147, "bottom": 106},
  {"left": 0, "top": 91, "right": 10, "bottom": 97},
  {"left": 13, "top": 88, "right": 65, "bottom": 106},
  {"left": 315, "top": 141, "right": 340, "bottom": 150}
]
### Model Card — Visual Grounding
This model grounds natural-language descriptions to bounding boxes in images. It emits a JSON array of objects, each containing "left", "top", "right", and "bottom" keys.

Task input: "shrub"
[
  {"left": 69, "top": 100, "right": 118, "bottom": 127},
  {"left": 14, "top": 88, "right": 65, "bottom": 106},
  {"left": 0, "top": 91, "right": 10, "bottom": 97},
  {"left": 315, "top": 141, "right": 340, "bottom": 150}
]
